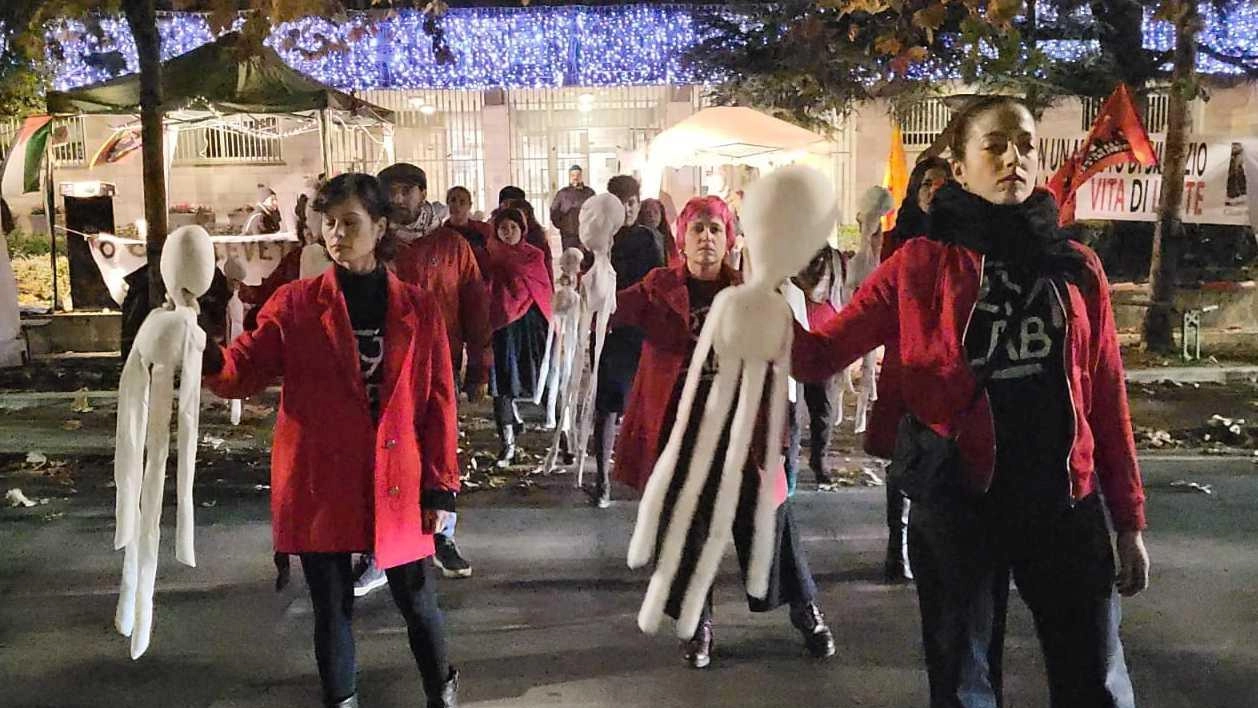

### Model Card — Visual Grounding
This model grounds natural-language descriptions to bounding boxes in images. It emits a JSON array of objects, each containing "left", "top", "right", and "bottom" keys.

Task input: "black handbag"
[{"left": 887, "top": 292, "right": 1029, "bottom": 504}]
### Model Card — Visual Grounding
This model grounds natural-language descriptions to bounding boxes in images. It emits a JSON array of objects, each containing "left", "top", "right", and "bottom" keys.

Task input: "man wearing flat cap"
[{"left": 378, "top": 163, "right": 450, "bottom": 242}]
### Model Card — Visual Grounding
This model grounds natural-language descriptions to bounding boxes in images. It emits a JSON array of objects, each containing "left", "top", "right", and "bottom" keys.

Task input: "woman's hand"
[{"left": 1116, "top": 530, "right": 1150, "bottom": 596}]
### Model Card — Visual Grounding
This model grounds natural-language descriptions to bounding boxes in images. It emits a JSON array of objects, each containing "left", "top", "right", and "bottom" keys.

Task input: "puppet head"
[
  {"left": 739, "top": 165, "right": 839, "bottom": 287},
  {"left": 579, "top": 193, "right": 624, "bottom": 255},
  {"left": 559, "top": 247, "right": 584, "bottom": 277},
  {"left": 855, "top": 185, "right": 894, "bottom": 251},
  {"left": 160, "top": 225, "right": 216, "bottom": 301}
]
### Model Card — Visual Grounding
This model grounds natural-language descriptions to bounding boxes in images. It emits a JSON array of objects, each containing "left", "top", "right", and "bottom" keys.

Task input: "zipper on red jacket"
[
  {"left": 959, "top": 255, "right": 998, "bottom": 494},
  {"left": 1049, "top": 280, "right": 1078, "bottom": 509}
]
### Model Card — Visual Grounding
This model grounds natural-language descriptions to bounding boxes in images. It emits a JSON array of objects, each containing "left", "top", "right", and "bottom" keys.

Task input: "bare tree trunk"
[
  {"left": 1142, "top": 0, "right": 1200, "bottom": 353},
  {"left": 122, "top": 0, "right": 167, "bottom": 309}
]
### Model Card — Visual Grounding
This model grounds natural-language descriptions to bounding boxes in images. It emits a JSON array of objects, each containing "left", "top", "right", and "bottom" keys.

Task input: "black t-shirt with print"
[
  {"left": 658, "top": 276, "right": 725, "bottom": 448},
  {"left": 336, "top": 265, "right": 388, "bottom": 423},
  {"left": 963, "top": 259, "right": 1074, "bottom": 515}
]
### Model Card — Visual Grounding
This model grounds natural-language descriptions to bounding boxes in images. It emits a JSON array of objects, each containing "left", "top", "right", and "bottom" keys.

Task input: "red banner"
[{"left": 1047, "top": 84, "right": 1158, "bottom": 225}]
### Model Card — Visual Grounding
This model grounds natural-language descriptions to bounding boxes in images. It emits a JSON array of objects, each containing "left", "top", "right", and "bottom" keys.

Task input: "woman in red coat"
[
  {"left": 483, "top": 207, "right": 553, "bottom": 466},
  {"left": 612, "top": 195, "right": 834, "bottom": 670},
  {"left": 203, "top": 174, "right": 460, "bottom": 708},
  {"left": 793, "top": 97, "right": 1148, "bottom": 708}
]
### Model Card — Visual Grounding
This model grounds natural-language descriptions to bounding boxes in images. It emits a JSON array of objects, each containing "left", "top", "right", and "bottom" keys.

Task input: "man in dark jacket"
[{"left": 549, "top": 165, "right": 595, "bottom": 252}]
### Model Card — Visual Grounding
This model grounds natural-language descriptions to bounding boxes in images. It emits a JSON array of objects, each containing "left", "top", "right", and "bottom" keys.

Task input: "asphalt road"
[{"left": 3, "top": 455, "right": 1256, "bottom": 708}]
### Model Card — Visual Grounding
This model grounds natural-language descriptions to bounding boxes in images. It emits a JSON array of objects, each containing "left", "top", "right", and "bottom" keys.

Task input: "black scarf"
[{"left": 928, "top": 182, "right": 1086, "bottom": 281}]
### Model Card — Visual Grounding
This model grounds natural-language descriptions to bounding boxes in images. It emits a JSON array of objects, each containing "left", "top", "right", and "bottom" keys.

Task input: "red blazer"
[
  {"left": 610, "top": 263, "right": 786, "bottom": 507},
  {"left": 793, "top": 238, "right": 1146, "bottom": 531},
  {"left": 204, "top": 269, "right": 461, "bottom": 568},
  {"left": 393, "top": 230, "right": 492, "bottom": 384}
]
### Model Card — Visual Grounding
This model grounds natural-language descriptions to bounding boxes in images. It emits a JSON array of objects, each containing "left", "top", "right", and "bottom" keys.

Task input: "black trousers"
[
  {"left": 661, "top": 385, "right": 818, "bottom": 620},
  {"left": 802, "top": 381, "right": 835, "bottom": 470},
  {"left": 300, "top": 554, "right": 451, "bottom": 704},
  {"left": 908, "top": 493, "right": 1135, "bottom": 708}
]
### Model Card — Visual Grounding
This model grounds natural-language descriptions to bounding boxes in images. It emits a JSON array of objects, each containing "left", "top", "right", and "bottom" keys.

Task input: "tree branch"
[{"left": 1196, "top": 44, "right": 1258, "bottom": 77}]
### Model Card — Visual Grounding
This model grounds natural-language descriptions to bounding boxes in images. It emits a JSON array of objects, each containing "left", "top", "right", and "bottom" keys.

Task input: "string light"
[{"left": 40, "top": 3, "right": 1258, "bottom": 92}]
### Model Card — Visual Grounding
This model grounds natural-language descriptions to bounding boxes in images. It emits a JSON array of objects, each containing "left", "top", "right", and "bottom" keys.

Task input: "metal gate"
[
  {"left": 508, "top": 86, "right": 670, "bottom": 226},
  {"left": 360, "top": 90, "right": 487, "bottom": 209}
]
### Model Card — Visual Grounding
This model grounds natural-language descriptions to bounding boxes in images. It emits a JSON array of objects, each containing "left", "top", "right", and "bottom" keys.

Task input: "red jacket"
[
  {"left": 393, "top": 230, "right": 492, "bottom": 384},
  {"left": 793, "top": 238, "right": 1146, "bottom": 531},
  {"left": 611, "top": 263, "right": 787, "bottom": 505},
  {"left": 204, "top": 269, "right": 461, "bottom": 568}
]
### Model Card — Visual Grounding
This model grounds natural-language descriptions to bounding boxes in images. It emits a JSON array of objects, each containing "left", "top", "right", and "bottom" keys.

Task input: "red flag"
[{"left": 1047, "top": 84, "right": 1158, "bottom": 226}]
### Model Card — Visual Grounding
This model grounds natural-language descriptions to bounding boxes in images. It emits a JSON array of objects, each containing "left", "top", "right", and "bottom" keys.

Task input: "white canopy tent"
[{"left": 638, "top": 107, "right": 835, "bottom": 199}]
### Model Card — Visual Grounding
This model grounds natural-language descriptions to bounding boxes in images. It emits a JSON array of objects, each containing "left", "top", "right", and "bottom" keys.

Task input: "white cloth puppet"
[
  {"left": 537, "top": 249, "right": 586, "bottom": 473},
  {"left": 570, "top": 194, "right": 624, "bottom": 486},
  {"left": 221, "top": 257, "right": 247, "bottom": 426},
  {"left": 844, "top": 186, "right": 895, "bottom": 433},
  {"left": 114, "top": 225, "right": 215, "bottom": 659},
  {"left": 627, "top": 165, "right": 839, "bottom": 639}
]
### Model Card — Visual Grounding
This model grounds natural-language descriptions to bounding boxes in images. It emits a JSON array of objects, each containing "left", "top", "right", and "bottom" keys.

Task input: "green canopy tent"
[
  {"left": 46, "top": 30, "right": 395, "bottom": 174},
  {"left": 39, "top": 31, "right": 395, "bottom": 312}
]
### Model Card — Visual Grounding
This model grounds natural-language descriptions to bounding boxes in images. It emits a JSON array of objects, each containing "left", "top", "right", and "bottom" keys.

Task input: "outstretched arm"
[
  {"left": 202, "top": 286, "right": 288, "bottom": 399},
  {"left": 792, "top": 253, "right": 900, "bottom": 383}
]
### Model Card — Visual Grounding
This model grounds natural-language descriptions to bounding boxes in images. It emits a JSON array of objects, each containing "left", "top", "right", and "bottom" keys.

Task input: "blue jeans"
[{"left": 909, "top": 493, "right": 1135, "bottom": 708}]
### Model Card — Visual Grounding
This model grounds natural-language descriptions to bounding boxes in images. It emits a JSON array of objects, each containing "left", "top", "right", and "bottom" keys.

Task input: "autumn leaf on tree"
[
  {"left": 875, "top": 33, "right": 903, "bottom": 56},
  {"left": 987, "top": 0, "right": 1024, "bottom": 27},
  {"left": 912, "top": 2, "right": 948, "bottom": 43}
]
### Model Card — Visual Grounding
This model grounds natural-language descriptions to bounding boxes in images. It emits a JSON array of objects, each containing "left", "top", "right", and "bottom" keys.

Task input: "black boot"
[
  {"left": 327, "top": 694, "right": 358, "bottom": 708},
  {"left": 495, "top": 397, "right": 517, "bottom": 468},
  {"left": 789, "top": 602, "right": 836, "bottom": 659},
  {"left": 591, "top": 412, "right": 616, "bottom": 508},
  {"left": 426, "top": 667, "right": 458, "bottom": 708},
  {"left": 809, "top": 449, "right": 832, "bottom": 486},
  {"left": 558, "top": 430, "right": 575, "bottom": 466},
  {"left": 682, "top": 617, "right": 714, "bottom": 669}
]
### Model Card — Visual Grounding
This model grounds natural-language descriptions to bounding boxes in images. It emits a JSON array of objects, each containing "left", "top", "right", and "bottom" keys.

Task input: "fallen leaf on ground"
[
  {"left": 62, "top": 420, "right": 82, "bottom": 431},
  {"left": 25, "top": 451, "right": 47, "bottom": 468}
]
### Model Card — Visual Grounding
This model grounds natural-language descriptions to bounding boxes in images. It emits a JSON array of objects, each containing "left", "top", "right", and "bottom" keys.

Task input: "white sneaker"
[{"left": 352, "top": 558, "right": 388, "bottom": 597}]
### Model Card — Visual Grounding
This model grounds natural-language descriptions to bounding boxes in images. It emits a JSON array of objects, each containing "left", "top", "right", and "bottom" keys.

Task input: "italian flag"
[{"left": 0, "top": 115, "right": 54, "bottom": 195}]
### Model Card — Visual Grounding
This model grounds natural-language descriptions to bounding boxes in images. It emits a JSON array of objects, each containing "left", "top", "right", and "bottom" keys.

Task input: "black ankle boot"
[
  {"left": 326, "top": 694, "right": 358, "bottom": 708},
  {"left": 496, "top": 423, "right": 516, "bottom": 468},
  {"left": 682, "top": 618, "right": 714, "bottom": 669},
  {"left": 883, "top": 535, "right": 913, "bottom": 583},
  {"left": 790, "top": 602, "right": 836, "bottom": 659},
  {"left": 426, "top": 667, "right": 458, "bottom": 708}
]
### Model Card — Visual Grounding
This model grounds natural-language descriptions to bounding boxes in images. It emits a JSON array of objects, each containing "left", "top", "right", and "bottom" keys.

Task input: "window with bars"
[
  {"left": 1081, "top": 93, "right": 1172, "bottom": 133},
  {"left": 0, "top": 118, "right": 18, "bottom": 156},
  {"left": 0, "top": 116, "right": 87, "bottom": 167},
  {"left": 360, "top": 89, "right": 488, "bottom": 210},
  {"left": 52, "top": 116, "right": 87, "bottom": 166},
  {"left": 175, "top": 117, "right": 284, "bottom": 164},
  {"left": 897, "top": 99, "right": 953, "bottom": 148}
]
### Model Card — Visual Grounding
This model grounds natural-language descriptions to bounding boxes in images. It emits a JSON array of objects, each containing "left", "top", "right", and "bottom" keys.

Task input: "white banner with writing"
[
  {"left": 1038, "top": 134, "right": 1254, "bottom": 226},
  {"left": 88, "top": 232, "right": 299, "bottom": 305}
]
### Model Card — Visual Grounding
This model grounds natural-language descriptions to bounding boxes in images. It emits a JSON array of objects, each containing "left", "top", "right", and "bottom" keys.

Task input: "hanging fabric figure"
[
  {"left": 113, "top": 225, "right": 216, "bottom": 659},
  {"left": 844, "top": 186, "right": 896, "bottom": 434},
  {"left": 538, "top": 248, "right": 586, "bottom": 470},
  {"left": 626, "top": 165, "right": 840, "bottom": 640},
  {"left": 569, "top": 193, "right": 624, "bottom": 488}
]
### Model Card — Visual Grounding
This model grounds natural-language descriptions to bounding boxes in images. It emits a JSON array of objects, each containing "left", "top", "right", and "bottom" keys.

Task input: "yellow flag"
[{"left": 881, "top": 123, "right": 908, "bottom": 232}]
